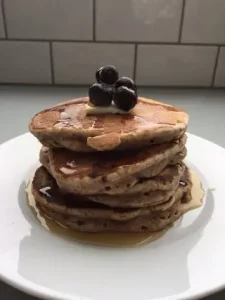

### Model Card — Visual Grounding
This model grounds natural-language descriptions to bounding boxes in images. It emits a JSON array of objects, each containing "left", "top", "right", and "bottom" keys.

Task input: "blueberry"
[
  {"left": 89, "top": 83, "right": 113, "bottom": 106},
  {"left": 115, "top": 77, "right": 137, "bottom": 92},
  {"left": 96, "top": 65, "right": 119, "bottom": 85},
  {"left": 114, "top": 86, "right": 137, "bottom": 111}
]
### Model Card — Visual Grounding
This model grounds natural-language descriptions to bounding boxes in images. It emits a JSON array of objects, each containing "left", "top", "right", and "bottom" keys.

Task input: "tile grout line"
[
  {"left": 92, "top": 0, "right": 96, "bottom": 41},
  {"left": 178, "top": 0, "right": 186, "bottom": 43},
  {"left": 211, "top": 46, "right": 221, "bottom": 87},
  {"left": 133, "top": 44, "right": 138, "bottom": 81},
  {"left": 49, "top": 42, "right": 55, "bottom": 84},
  {"left": 0, "top": 38, "right": 223, "bottom": 47},
  {"left": 1, "top": 0, "right": 8, "bottom": 38}
]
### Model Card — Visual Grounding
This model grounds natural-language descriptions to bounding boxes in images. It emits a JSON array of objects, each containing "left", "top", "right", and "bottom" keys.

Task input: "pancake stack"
[
  {"left": 29, "top": 66, "right": 191, "bottom": 233},
  {"left": 29, "top": 96, "right": 192, "bottom": 233}
]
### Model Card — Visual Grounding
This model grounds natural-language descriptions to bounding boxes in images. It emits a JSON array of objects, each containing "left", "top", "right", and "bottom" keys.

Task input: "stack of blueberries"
[{"left": 89, "top": 65, "right": 138, "bottom": 111}]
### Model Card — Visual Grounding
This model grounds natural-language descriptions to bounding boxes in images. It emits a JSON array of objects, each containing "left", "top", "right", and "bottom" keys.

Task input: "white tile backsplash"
[
  {"left": 0, "top": 0, "right": 224, "bottom": 86},
  {"left": 182, "top": 0, "right": 225, "bottom": 44},
  {"left": 96, "top": 0, "right": 182, "bottom": 42},
  {"left": 214, "top": 47, "right": 225, "bottom": 87},
  {"left": 53, "top": 43, "right": 135, "bottom": 84},
  {"left": 4, "top": 0, "right": 93, "bottom": 40},
  {"left": 136, "top": 45, "right": 217, "bottom": 86},
  {"left": 0, "top": 41, "right": 51, "bottom": 83}
]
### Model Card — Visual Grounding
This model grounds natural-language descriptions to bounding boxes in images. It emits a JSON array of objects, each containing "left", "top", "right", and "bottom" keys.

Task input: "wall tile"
[
  {"left": 0, "top": 41, "right": 51, "bottom": 83},
  {"left": 214, "top": 47, "right": 225, "bottom": 87},
  {"left": 4, "top": 0, "right": 92, "bottom": 40},
  {"left": 53, "top": 43, "right": 135, "bottom": 84},
  {"left": 0, "top": 0, "right": 5, "bottom": 37},
  {"left": 182, "top": 0, "right": 225, "bottom": 44},
  {"left": 136, "top": 45, "right": 217, "bottom": 86},
  {"left": 96, "top": 0, "right": 182, "bottom": 42}
]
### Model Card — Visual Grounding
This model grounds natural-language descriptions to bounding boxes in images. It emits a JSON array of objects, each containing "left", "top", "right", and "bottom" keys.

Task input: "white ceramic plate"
[{"left": 0, "top": 133, "right": 224, "bottom": 300}]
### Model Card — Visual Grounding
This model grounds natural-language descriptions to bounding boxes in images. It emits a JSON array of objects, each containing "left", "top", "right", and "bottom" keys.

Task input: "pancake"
[
  {"left": 39, "top": 135, "right": 187, "bottom": 195},
  {"left": 32, "top": 166, "right": 192, "bottom": 232},
  {"left": 29, "top": 97, "right": 188, "bottom": 152},
  {"left": 40, "top": 146, "right": 186, "bottom": 205},
  {"left": 90, "top": 166, "right": 192, "bottom": 208},
  {"left": 40, "top": 145, "right": 187, "bottom": 182},
  {"left": 42, "top": 157, "right": 185, "bottom": 195}
]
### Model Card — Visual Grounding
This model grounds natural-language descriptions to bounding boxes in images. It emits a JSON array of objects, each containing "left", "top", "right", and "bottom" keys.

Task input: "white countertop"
[{"left": 0, "top": 85, "right": 225, "bottom": 300}]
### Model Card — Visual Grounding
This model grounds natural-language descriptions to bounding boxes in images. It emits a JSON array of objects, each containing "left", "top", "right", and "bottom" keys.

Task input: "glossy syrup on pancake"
[
  {"left": 29, "top": 97, "right": 188, "bottom": 152},
  {"left": 54, "top": 98, "right": 184, "bottom": 131},
  {"left": 26, "top": 170, "right": 204, "bottom": 247}
]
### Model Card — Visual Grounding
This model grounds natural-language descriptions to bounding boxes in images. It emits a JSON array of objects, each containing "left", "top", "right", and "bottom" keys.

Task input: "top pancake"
[{"left": 29, "top": 97, "right": 188, "bottom": 152}]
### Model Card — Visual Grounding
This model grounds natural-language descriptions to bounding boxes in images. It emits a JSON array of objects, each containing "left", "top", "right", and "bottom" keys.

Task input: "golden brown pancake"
[
  {"left": 32, "top": 166, "right": 192, "bottom": 232},
  {"left": 90, "top": 166, "right": 192, "bottom": 208},
  {"left": 39, "top": 135, "right": 186, "bottom": 195},
  {"left": 29, "top": 97, "right": 188, "bottom": 152}
]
